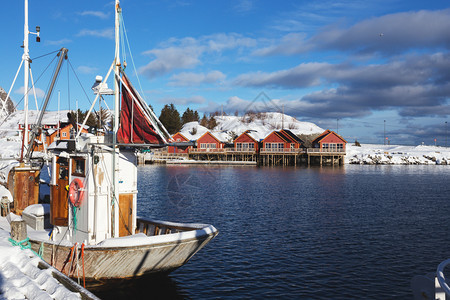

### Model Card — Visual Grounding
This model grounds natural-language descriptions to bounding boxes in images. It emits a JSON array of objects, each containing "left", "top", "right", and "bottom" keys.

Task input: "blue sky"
[{"left": 1, "top": 0, "right": 450, "bottom": 145}]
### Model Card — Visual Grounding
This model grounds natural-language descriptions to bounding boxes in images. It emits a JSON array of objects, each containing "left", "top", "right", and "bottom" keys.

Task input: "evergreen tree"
[
  {"left": 181, "top": 107, "right": 199, "bottom": 125},
  {"left": 159, "top": 104, "right": 181, "bottom": 134},
  {"left": 68, "top": 109, "right": 98, "bottom": 128},
  {"left": 207, "top": 114, "right": 217, "bottom": 129},
  {"left": 200, "top": 114, "right": 208, "bottom": 127}
]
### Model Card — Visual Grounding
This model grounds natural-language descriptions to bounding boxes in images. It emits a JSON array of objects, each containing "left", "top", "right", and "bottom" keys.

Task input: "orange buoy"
[{"left": 69, "top": 178, "right": 84, "bottom": 207}]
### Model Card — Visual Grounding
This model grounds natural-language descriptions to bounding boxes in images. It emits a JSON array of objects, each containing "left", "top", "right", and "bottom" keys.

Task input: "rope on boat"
[
  {"left": 8, "top": 237, "right": 42, "bottom": 259},
  {"left": 38, "top": 242, "right": 44, "bottom": 257},
  {"left": 72, "top": 205, "right": 78, "bottom": 233},
  {"left": 81, "top": 243, "right": 86, "bottom": 288}
]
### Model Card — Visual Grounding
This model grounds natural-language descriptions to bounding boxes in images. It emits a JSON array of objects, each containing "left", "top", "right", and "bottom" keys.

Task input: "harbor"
[
  {"left": 138, "top": 148, "right": 345, "bottom": 166},
  {"left": 1, "top": 0, "right": 450, "bottom": 299}
]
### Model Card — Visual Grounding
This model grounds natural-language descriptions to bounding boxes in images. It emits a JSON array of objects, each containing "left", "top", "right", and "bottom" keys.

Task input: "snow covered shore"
[{"left": 346, "top": 144, "right": 450, "bottom": 165}]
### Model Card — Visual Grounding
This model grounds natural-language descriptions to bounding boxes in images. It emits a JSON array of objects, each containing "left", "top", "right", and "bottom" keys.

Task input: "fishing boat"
[{"left": 0, "top": 0, "right": 218, "bottom": 287}]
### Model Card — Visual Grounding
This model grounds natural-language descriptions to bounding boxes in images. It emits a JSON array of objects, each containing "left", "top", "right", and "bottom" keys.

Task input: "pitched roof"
[
  {"left": 197, "top": 131, "right": 228, "bottom": 143},
  {"left": 262, "top": 131, "right": 290, "bottom": 143},
  {"left": 280, "top": 129, "right": 304, "bottom": 144},
  {"left": 171, "top": 132, "right": 189, "bottom": 141},
  {"left": 236, "top": 130, "right": 265, "bottom": 143},
  {"left": 312, "top": 130, "right": 347, "bottom": 144}
]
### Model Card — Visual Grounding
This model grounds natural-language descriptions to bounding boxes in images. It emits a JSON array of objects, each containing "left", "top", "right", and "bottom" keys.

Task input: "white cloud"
[
  {"left": 258, "top": 9, "right": 450, "bottom": 57},
  {"left": 139, "top": 33, "right": 256, "bottom": 78},
  {"left": 169, "top": 71, "right": 226, "bottom": 86},
  {"left": 139, "top": 47, "right": 201, "bottom": 78},
  {"left": 77, "top": 66, "right": 98, "bottom": 74},
  {"left": 78, "top": 11, "right": 110, "bottom": 19},
  {"left": 234, "top": 62, "right": 330, "bottom": 88},
  {"left": 44, "top": 38, "right": 72, "bottom": 46},
  {"left": 159, "top": 95, "right": 206, "bottom": 106},
  {"left": 15, "top": 86, "right": 45, "bottom": 99},
  {"left": 234, "top": 0, "right": 254, "bottom": 13},
  {"left": 77, "top": 28, "right": 114, "bottom": 39}
]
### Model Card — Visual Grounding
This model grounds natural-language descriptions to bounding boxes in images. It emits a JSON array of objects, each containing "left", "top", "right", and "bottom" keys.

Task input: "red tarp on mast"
[{"left": 117, "top": 74, "right": 164, "bottom": 144}]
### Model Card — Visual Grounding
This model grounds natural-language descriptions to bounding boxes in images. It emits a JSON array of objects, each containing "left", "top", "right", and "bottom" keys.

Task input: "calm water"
[{"left": 96, "top": 164, "right": 450, "bottom": 299}]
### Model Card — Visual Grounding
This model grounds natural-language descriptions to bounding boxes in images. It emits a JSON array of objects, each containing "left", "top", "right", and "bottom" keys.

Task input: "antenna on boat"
[
  {"left": 19, "top": 0, "right": 41, "bottom": 162},
  {"left": 22, "top": 0, "right": 31, "bottom": 160}
]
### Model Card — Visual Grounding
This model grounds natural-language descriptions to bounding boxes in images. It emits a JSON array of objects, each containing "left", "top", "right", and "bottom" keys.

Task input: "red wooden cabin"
[
  {"left": 32, "top": 123, "right": 89, "bottom": 152},
  {"left": 261, "top": 129, "right": 302, "bottom": 152},
  {"left": 167, "top": 132, "right": 191, "bottom": 154},
  {"left": 234, "top": 130, "right": 260, "bottom": 152},
  {"left": 196, "top": 131, "right": 225, "bottom": 151},
  {"left": 311, "top": 130, "right": 347, "bottom": 152}
]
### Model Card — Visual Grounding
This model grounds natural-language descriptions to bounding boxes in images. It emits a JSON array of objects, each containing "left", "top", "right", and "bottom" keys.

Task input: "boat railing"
[
  {"left": 137, "top": 217, "right": 195, "bottom": 236},
  {"left": 436, "top": 259, "right": 450, "bottom": 297}
]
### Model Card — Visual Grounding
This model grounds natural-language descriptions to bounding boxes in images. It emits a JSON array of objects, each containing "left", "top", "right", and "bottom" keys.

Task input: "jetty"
[
  {"left": 140, "top": 128, "right": 348, "bottom": 167},
  {"left": 138, "top": 147, "right": 345, "bottom": 166}
]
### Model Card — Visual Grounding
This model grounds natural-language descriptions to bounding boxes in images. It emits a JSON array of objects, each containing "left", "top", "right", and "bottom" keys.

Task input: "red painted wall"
[
  {"left": 197, "top": 132, "right": 223, "bottom": 148},
  {"left": 262, "top": 132, "right": 294, "bottom": 149},
  {"left": 318, "top": 132, "right": 346, "bottom": 150},
  {"left": 234, "top": 133, "right": 259, "bottom": 151},
  {"left": 168, "top": 133, "right": 190, "bottom": 153}
]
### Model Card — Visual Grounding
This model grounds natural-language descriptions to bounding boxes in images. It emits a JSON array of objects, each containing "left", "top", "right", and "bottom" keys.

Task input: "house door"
[
  {"left": 119, "top": 194, "right": 134, "bottom": 236},
  {"left": 50, "top": 157, "right": 69, "bottom": 226}
]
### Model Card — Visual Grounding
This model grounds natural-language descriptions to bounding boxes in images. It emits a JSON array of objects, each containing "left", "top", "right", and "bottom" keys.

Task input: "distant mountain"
[
  {"left": 179, "top": 112, "right": 324, "bottom": 142},
  {"left": 0, "top": 86, "right": 16, "bottom": 119}
]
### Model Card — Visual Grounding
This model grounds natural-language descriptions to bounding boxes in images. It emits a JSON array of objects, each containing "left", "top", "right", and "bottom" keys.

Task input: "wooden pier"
[{"left": 138, "top": 148, "right": 345, "bottom": 166}]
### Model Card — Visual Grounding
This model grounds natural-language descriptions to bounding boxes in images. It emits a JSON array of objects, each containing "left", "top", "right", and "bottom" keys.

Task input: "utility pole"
[
  {"left": 384, "top": 120, "right": 386, "bottom": 145},
  {"left": 446, "top": 121, "right": 448, "bottom": 147},
  {"left": 337, "top": 118, "right": 339, "bottom": 134}
]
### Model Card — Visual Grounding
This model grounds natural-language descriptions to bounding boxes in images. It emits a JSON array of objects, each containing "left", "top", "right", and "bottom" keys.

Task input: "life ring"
[{"left": 69, "top": 178, "right": 84, "bottom": 207}]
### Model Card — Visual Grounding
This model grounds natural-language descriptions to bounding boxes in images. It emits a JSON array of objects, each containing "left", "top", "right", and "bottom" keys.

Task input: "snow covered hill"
[{"left": 179, "top": 112, "right": 324, "bottom": 143}]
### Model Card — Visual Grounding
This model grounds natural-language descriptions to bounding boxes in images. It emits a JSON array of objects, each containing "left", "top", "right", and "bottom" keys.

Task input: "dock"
[{"left": 138, "top": 148, "right": 345, "bottom": 166}]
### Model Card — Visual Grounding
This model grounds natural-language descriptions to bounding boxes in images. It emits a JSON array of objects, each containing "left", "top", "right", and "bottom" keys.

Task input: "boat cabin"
[{"left": 49, "top": 135, "right": 137, "bottom": 245}]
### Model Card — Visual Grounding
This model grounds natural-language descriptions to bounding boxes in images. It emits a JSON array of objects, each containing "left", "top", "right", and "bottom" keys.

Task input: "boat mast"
[
  {"left": 22, "top": 0, "right": 30, "bottom": 159},
  {"left": 111, "top": 0, "right": 121, "bottom": 237}
]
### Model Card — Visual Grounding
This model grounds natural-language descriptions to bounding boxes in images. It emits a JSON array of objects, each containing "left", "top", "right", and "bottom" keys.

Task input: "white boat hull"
[{"left": 26, "top": 218, "right": 218, "bottom": 287}]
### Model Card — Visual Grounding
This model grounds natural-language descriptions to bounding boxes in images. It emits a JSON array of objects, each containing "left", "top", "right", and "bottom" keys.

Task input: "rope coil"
[{"left": 8, "top": 237, "right": 42, "bottom": 259}]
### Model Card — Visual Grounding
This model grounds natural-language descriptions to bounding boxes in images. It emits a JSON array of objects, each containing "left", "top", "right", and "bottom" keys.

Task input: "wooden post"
[{"left": 11, "top": 220, "right": 27, "bottom": 242}]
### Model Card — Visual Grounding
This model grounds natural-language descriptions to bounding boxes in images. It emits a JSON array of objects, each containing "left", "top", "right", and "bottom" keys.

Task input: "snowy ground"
[{"left": 346, "top": 143, "right": 450, "bottom": 165}]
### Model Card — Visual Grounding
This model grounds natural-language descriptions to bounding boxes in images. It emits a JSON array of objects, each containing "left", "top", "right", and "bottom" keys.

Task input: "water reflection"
[
  {"left": 131, "top": 164, "right": 450, "bottom": 299},
  {"left": 92, "top": 275, "right": 188, "bottom": 299}
]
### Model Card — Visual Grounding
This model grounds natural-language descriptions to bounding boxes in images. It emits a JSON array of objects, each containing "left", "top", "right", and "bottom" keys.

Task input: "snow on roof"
[
  {"left": 241, "top": 130, "right": 268, "bottom": 142},
  {"left": 178, "top": 122, "right": 209, "bottom": 141}
]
